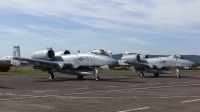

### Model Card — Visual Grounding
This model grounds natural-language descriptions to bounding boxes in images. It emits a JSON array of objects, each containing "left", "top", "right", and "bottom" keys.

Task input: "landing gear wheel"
[
  {"left": 77, "top": 75, "right": 84, "bottom": 79},
  {"left": 175, "top": 68, "right": 180, "bottom": 78},
  {"left": 46, "top": 72, "right": 54, "bottom": 80},
  {"left": 177, "top": 74, "right": 180, "bottom": 78},
  {"left": 93, "top": 67, "right": 100, "bottom": 81},
  {"left": 95, "top": 76, "right": 100, "bottom": 81},
  {"left": 139, "top": 72, "right": 145, "bottom": 77},
  {"left": 154, "top": 73, "right": 159, "bottom": 77}
]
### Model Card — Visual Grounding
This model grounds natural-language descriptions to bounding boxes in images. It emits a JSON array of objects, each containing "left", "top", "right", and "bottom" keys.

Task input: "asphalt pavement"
[{"left": 0, "top": 71, "right": 200, "bottom": 112}]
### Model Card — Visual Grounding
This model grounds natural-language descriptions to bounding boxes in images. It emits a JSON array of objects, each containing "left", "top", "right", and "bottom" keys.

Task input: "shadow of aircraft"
[
  {"left": 35, "top": 77, "right": 146, "bottom": 84},
  {"left": 0, "top": 86, "right": 14, "bottom": 89}
]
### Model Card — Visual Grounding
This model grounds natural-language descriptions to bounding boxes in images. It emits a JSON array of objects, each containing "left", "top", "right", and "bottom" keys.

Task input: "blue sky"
[{"left": 0, "top": 0, "right": 200, "bottom": 58}]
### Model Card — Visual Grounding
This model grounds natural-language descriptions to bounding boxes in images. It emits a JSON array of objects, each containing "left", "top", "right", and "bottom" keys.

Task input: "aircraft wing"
[
  {"left": 124, "top": 61, "right": 154, "bottom": 69},
  {"left": 136, "top": 63, "right": 154, "bottom": 69},
  {"left": 14, "top": 57, "right": 72, "bottom": 69}
]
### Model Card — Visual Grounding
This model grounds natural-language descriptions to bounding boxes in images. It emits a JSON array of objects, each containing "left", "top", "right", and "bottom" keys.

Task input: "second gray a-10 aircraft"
[
  {"left": 14, "top": 47, "right": 118, "bottom": 81},
  {"left": 119, "top": 52, "right": 194, "bottom": 78}
]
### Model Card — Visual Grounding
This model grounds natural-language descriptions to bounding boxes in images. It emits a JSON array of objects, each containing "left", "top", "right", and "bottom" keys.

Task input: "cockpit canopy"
[
  {"left": 90, "top": 49, "right": 110, "bottom": 57},
  {"left": 169, "top": 55, "right": 185, "bottom": 59}
]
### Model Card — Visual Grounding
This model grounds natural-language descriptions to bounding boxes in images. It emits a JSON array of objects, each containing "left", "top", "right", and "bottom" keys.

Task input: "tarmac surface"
[{"left": 0, "top": 71, "right": 200, "bottom": 112}]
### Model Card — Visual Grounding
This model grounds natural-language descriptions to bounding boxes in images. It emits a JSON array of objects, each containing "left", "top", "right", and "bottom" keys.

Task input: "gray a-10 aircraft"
[
  {"left": 120, "top": 52, "right": 194, "bottom": 78},
  {"left": 14, "top": 47, "right": 118, "bottom": 81}
]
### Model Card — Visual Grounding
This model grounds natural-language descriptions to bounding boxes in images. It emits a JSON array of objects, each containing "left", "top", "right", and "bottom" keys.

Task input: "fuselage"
[
  {"left": 53, "top": 53, "right": 118, "bottom": 68},
  {"left": 140, "top": 57, "right": 194, "bottom": 69},
  {"left": 52, "top": 53, "right": 118, "bottom": 75}
]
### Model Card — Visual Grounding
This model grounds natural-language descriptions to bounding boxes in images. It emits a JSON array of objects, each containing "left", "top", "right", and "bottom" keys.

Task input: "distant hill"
[{"left": 113, "top": 53, "right": 200, "bottom": 63}]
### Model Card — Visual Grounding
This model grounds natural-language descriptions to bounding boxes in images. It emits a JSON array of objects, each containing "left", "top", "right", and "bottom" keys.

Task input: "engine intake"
[
  {"left": 55, "top": 50, "right": 70, "bottom": 56},
  {"left": 31, "top": 49, "right": 55, "bottom": 60},
  {"left": 139, "top": 54, "right": 148, "bottom": 60}
]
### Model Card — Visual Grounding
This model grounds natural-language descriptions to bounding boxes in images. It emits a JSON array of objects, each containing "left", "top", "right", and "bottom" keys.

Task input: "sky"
[{"left": 0, "top": 0, "right": 200, "bottom": 58}]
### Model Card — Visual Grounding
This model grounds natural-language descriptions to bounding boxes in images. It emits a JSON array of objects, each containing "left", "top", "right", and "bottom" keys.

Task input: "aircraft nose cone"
[
  {"left": 190, "top": 63, "right": 195, "bottom": 68},
  {"left": 182, "top": 60, "right": 194, "bottom": 69},
  {"left": 187, "top": 61, "right": 194, "bottom": 68}
]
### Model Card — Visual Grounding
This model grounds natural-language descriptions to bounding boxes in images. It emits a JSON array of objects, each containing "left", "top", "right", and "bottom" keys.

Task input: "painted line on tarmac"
[
  {"left": 106, "top": 86, "right": 119, "bottom": 88},
  {"left": 73, "top": 88, "right": 90, "bottom": 90},
  {"left": 0, "top": 93, "right": 16, "bottom": 95},
  {"left": 118, "top": 107, "right": 150, "bottom": 112},
  {"left": 134, "top": 85, "right": 180, "bottom": 90},
  {"left": 184, "top": 81, "right": 195, "bottom": 83},
  {"left": 190, "top": 84, "right": 200, "bottom": 86},
  {"left": 33, "top": 90, "right": 58, "bottom": 93},
  {"left": 169, "top": 82, "right": 179, "bottom": 84},
  {"left": 128, "top": 84, "right": 141, "bottom": 87},
  {"left": 181, "top": 99, "right": 200, "bottom": 103}
]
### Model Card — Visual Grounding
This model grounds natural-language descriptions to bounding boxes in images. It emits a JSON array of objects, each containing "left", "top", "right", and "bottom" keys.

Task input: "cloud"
[
  {"left": 0, "top": 0, "right": 200, "bottom": 57},
  {"left": 119, "top": 37, "right": 154, "bottom": 45},
  {"left": 0, "top": 0, "right": 199, "bottom": 36},
  {"left": 0, "top": 25, "right": 39, "bottom": 38},
  {"left": 27, "top": 25, "right": 75, "bottom": 33},
  {"left": 113, "top": 0, "right": 200, "bottom": 26},
  {"left": 0, "top": 1, "right": 199, "bottom": 27}
]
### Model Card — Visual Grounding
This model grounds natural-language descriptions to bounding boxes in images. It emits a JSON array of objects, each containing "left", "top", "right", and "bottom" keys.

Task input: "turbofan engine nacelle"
[
  {"left": 31, "top": 49, "right": 55, "bottom": 60},
  {"left": 55, "top": 50, "right": 70, "bottom": 56},
  {"left": 121, "top": 54, "right": 140, "bottom": 62},
  {"left": 139, "top": 54, "right": 148, "bottom": 60}
]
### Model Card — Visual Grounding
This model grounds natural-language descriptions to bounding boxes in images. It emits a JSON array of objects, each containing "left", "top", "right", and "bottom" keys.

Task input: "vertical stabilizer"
[
  {"left": 13, "top": 45, "right": 21, "bottom": 57},
  {"left": 12, "top": 44, "right": 21, "bottom": 66}
]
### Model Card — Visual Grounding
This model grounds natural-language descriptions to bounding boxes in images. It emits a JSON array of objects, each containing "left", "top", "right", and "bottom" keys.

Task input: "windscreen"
[
  {"left": 173, "top": 55, "right": 185, "bottom": 59},
  {"left": 90, "top": 49, "right": 110, "bottom": 57}
]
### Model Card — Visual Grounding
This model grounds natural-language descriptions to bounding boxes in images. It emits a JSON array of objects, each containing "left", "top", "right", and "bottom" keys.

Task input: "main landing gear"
[
  {"left": 154, "top": 73, "right": 159, "bottom": 77},
  {"left": 46, "top": 71, "right": 55, "bottom": 80},
  {"left": 93, "top": 67, "right": 100, "bottom": 81},
  {"left": 175, "top": 68, "right": 180, "bottom": 78}
]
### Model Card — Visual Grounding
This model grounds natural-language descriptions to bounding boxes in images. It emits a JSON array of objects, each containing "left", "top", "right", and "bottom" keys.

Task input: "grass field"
[
  {"left": 0, "top": 66, "right": 47, "bottom": 75},
  {"left": 0, "top": 66, "right": 200, "bottom": 75},
  {"left": 0, "top": 66, "right": 133, "bottom": 75}
]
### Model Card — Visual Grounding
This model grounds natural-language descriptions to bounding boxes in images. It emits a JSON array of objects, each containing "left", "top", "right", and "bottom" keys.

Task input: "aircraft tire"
[
  {"left": 154, "top": 73, "right": 159, "bottom": 77},
  {"left": 77, "top": 75, "right": 83, "bottom": 79},
  {"left": 139, "top": 72, "right": 144, "bottom": 77},
  {"left": 95, "top": 76, "right": 100, "bottom": 81}
]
